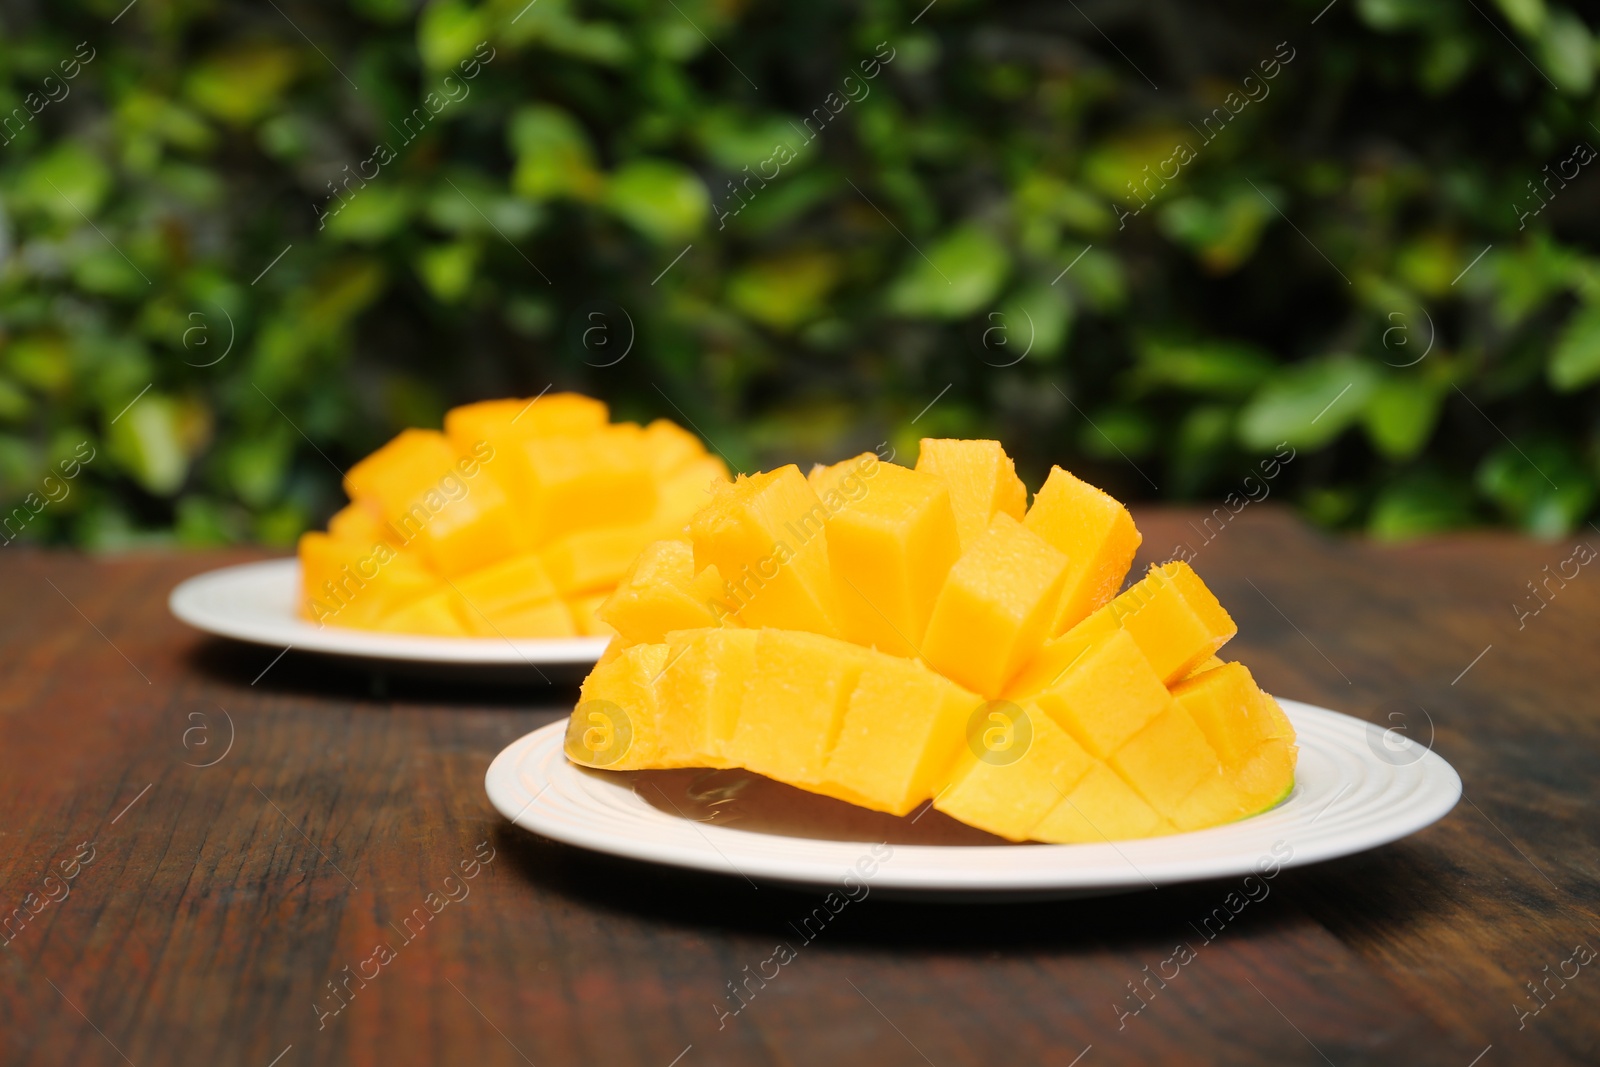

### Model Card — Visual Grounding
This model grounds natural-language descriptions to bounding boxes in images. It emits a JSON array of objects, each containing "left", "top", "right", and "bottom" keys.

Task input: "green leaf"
[
  {"left": 1363, "top": 374, "right": 1444, "bottom": 458},
  {"left": 222, "top": 425, "right": 294, "bottom": 508},
  {"left": 18, "top": 144, "right": 112, "bottom": 221},
  {"left": 1492, "top": 0, "right": 1546, "bottom": 36},
  {"left": 1157, "top": 189, "right": 1273, "bottom": 273},
  {"left": 1078, "top": 406, "right": 1157, "bottom": 459},
  {"left": 1540, "top": 8, "right": 1595, "bottom": 94},
  {"left": 1237, "top": 357, "right": 1380, "bottom": 450},
  {"left": 1476, "top": 440, "right": 1595, "bottom": 537},
  {"left": 107, "top": 393, "right": 188, "bottom": 496},
  {"left": 1135, "top": 337, "right": 1275, "bottom": 397},
  {"left": 726, "top": 251, "right": 840, "bottom": 331},
  {"left": 603, "top": 160, "right": 709, "bottom": 243},
  {"left": 996, "top": 284, "right": 1073, "bottom": 363},
  {"left": 509, "top": 106, "right": 602, "bottom": 201},
  {"left": 1548, "top": 303, "right": 1600, "bottom": 391},
  {"left": 1357, "top": 0, "right": 1445, "bottom": 32},
  {"left": 1368, "top": 472, "right": 1478, "bottom": 540},
  {"left": 415, "top": 241, "right": 479, "bottom": 302},
  {"left": 184, "top": 45, "right": 299, "bottom": 125},
  {"left": 418, "top": 0, "right": 487, "bottom": 70},
  {"left": 324, "top": 185, "right": 413, "bottom": 243},
  {"left": 886, "top": 226, "right": 1010, "bottom": 319},
  {"left": 3, "top": 336, "right": 71, "bottom": 393}
]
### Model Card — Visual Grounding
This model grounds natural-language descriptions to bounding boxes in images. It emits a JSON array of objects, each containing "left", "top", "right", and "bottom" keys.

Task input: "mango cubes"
[
  {"left": 566, "top": 437, "right": 1297, "bottom": 844},
  {"left": 297, "top": 394, "right": 729, "bottom": 637}
]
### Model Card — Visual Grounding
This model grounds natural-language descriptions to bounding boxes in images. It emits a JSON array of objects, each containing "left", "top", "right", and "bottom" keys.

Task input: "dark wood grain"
[{"left": 1, "top": 508, "right": 1597, "bottom": 1066}]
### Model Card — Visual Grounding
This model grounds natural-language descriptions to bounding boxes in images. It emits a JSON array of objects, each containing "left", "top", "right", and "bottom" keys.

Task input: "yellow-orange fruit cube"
[
  {"left": 1171, "top": 662, "right": 1292, "bottom": 766},
  {"left": 1002, "top": 626, "right": 1103, "bottom": 700},
  {"left": 921, "top": 513, "right": 1068, "bottom": 697},
  {"left": 806, "top": 452, "right": 880, "bottom": 500},
  {"left": 821, "top": 654, "right": 980, "bottom": 816},
  {"left": 444, "top": 393, "right": 608, "bottom": 449},
  {"left": 568, "top": 593, "right": 616, "bottom": 637},
  {"left": 539, "top": 525, "right": 650, "bottom": 596},
  {"left": 502, "top": 430, "right": 657, "bottom": 546},
  {"left": 449, "top": 553, "right": 576, "bottom": 638},
  {"left": 1022, "top": 466, "right": 1142, "bottom": 633},
  {"left": 1065, "top": 561, "right": 1237, "bottom": 684},
  {"left": 723, "top": 630, "right": 871, "bottom": 787},
  {"left": 933, "top": 705, "right": 1095, "bottom": 841},
  {"left": 1031, "top": 763, "right": 1169, "bottom": 843},
  {"left": 1168, "top": 663, "right": 1297, "bottom": 831},
  {"left": 648, "top": 455, "right": 732, "bottom": 539},
  {"left": 642, "top": 418, "right": 707, "bottom": 475},
  {"left": 565, "top": 642, "right": 670, "bottom": 769},
  {"left": 914, "top": 438, "right": 1028, "bottom": 551},
  {"left": 689, "top": 466, "right": 841, "bottom": 637},
  {"left": 825, "top": 463, "right": 960, "bottom": 657},
  {"left": 298, "top": 533, "right": 436, "bottom": 628},
  {"left": 372, "top": 587, "right": 472, "bottom": 637},
  {"left": 327, "top": 503, "right": 394, "bottom": 547},
  {"left": 1031, "top": 629, "right": 1170, "bottom": 759},
  {"left": 598, "top": 540, "right": 733, "bottom": 646},
  {"left": 408, "top": 473, "right": 525, "bottom": 576},
  {"left": 1108, "top": 703, "right": 1223, "bottom": 819},
  {"left": 343, "top": 429, "right": 459, "bottom": 520},
  {"left": 655, "top": 627, "right": 759, "bottom": 768}
]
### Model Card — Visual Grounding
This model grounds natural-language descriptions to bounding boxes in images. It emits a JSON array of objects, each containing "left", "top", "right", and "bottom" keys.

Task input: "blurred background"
[{"left": 2, "top": 0, "right": 1599, "bottom": 549}]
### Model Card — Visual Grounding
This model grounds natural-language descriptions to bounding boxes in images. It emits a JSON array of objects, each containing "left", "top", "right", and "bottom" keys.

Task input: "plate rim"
[
  {"left": 484, "top": 700, "right": 1463, "bottom": 893},
  {"left": 168, "top": 558, "right": 611, "bottom": 665}
]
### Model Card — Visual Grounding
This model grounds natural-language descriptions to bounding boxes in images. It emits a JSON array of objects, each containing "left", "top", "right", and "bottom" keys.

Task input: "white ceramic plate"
[
  {"left": 169, "top": 559, "right": 610, "bottom": 668},
  {"left": 484, "top": 700, "right": 1461, "bottom": 899}
]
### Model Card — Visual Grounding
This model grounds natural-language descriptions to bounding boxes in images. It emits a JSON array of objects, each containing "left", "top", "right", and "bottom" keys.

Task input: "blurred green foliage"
[{"left": 2, "top": 0, "right": 1600, "bottom": 547}]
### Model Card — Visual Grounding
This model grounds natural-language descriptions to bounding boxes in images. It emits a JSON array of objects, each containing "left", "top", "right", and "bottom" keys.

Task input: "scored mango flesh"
[
  {"left": 565, "top": 438, "right": 1297, "bottom": 843},
  {"left": 297, "top": 393, "right": 730, "bottom": 637}
]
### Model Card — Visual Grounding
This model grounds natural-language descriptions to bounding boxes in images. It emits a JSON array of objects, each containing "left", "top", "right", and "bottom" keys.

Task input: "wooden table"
[{"left": 2, "top": 507, "right": 1596, "bottom": 1066}]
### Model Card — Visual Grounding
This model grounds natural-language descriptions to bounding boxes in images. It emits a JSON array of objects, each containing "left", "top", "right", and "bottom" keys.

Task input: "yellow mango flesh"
[
  {"left": 569, "top": 593, "right": 616, "bottom": 637},
  {"left": 450, "top": 554, "right": 575, "bottom": 638},
  {"left": 654, "top": 627, "right": 759, "bottom": 768},
  {"left": 1031, "top": 629, "right": 1171, "bottom": 758},
  {"left": 1032, "top": 763, "right": 1169, "bottom": 843},
  {"left": 914, "top": 438, "right": 1028, "bottom": 551},
  {"left": 921, "top": 513, "right": 1068, "bottom": 697},
  {"left": 598, "top": 540, "right": 732, "bottom": 645},
  {"left": 1051, "top": 560, "right": 1238, "bottom": 685},
  {"left": 724, "top": 630, "right": 870, "bottom": 787},
  {"left": 824, "top": 463, "right": 960, "bottom": 658},
  {"left": 373, "top": 587, "right": 471, "bottom": 636},
  {"left": 1168, "top": 664, "right": 1298, "bottom": 830},
  {"left": 409, "top": 474, "right": 524, "bottom": 577},
  {"left": 1172, "top": 661, "right": 1292, "bottom": 765},
  {"left": 933, "top": 706, "right": 1095, "bottom": 841},
  {"left": 301, "top": 396, "right": 727, "bottom": 638},
  {"left": 566, "top": 642, "right": 671, "bottom": 770},
  {"left": 689, "top": 466, "right": 841, "bottom": 637},
  {"left": 1108, "top": 703, "right": 1223, "bottom": 819},
  {"left": 299, "top": 533, "right": 437, "bottom": 628},
  {"left": 343, "top": 429, "right": 458, "bottom": 520},
  {"left": 444, "top": 393, "right": 608, "bottom": 448},
  {"left": 563, "top": 440, "right": 1295, "bottom": 845},
  {"left": 1023, "top": 466, "right": 1142, "bottom": 633},
  {"left": 821, "top": 653, "right": 980, "bottom": 816},
  {"left": 505, "top": 431, "right": 658, "bottom": 546},
  {"left": 642, "top": 418, "right": 707, "bottom": 476},
  {"left": 540, "top": 525, "right": 653, "bottom": 596}
]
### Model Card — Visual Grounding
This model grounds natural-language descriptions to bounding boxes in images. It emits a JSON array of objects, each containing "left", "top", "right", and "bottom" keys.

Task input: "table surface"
[{"left": 2, "top": 507, "right": 1597, "bottom": 1067}]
